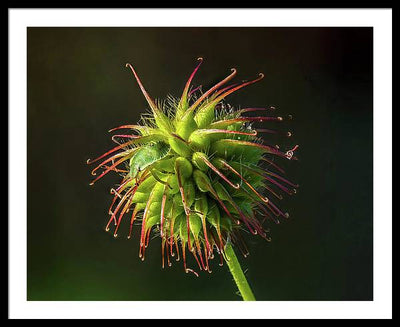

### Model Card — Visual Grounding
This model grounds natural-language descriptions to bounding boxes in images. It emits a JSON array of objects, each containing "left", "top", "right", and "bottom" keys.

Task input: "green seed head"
[{"left": 88, "top": 58, "right": 299, "bottom": 275}]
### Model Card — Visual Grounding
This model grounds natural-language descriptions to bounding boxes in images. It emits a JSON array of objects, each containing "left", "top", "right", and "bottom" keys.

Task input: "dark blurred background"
[{"left": 27, "top": 27, "right": 372, "bottom": 301}]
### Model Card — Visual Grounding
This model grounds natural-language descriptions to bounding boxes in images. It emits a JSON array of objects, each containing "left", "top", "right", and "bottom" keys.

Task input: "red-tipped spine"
[{"left": 188, "top": 68, "right": 237, "bottom": 113}]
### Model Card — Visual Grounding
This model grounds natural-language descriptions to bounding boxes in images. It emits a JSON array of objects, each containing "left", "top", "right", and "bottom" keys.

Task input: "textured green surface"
[{"left": 225, "top": 243, "right": 256, "bottom": 301}]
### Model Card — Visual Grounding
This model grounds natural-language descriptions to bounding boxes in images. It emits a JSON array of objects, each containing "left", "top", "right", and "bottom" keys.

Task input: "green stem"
[{"left": 224, "top": 242, "right": 256, "bottom": 301}]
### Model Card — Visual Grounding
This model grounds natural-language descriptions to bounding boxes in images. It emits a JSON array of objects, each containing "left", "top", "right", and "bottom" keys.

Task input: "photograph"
[
  {"left": 8, "top": 8, "right": 392, "bottom": 319},
  {"left": 27, "top": 26, "right": 373, "bottom": 301}
]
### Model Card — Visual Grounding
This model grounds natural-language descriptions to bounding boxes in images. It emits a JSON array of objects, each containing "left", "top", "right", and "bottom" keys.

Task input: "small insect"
[
  {"left": 87, "top": 58, "right": 299, "bottom": 279},
  {"left": 129, "top": 142, "right": 170, "bottom": 179}
]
